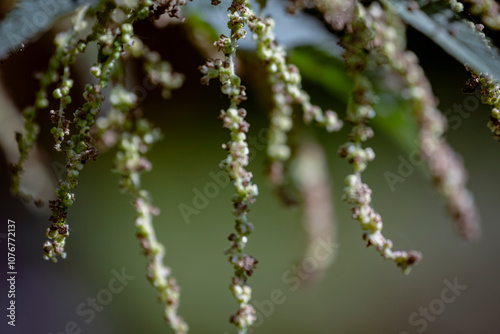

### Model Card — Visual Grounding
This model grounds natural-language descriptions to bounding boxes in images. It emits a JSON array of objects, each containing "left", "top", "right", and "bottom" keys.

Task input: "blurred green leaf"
[
  {"left": 290, "top": 46, "right": 418, "bottom": 154},
  {"left": 185, "top": 12, "right": 220, "bottom": 43},
  {"left": 289, "top": 46, "right": 351, "bottom": 101},
  {"left": 370, "top": 82, "right": 418, "bottom": 154},
  {"left": 383, "top": 0, "right": 500, "bottom": 81}
]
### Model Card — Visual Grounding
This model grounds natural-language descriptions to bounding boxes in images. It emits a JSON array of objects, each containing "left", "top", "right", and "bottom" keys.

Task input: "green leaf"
[
  {"left": 371, "top": 86, "right": 418, "bottom": 154},
  {"left": 0, "top": 0, "right": 99, "bottom": 62},
  {"left": 290, "top": 46, "right": 418, "bottom": 154},
  {"left": 185, "top": 12, "right": 220, "bottom": 43},
  {"left": 382, "top": 0, "right": 500, "bottom": 81},
  {"left": 289, "top": 46, "right": 351, "bottom": 101}
]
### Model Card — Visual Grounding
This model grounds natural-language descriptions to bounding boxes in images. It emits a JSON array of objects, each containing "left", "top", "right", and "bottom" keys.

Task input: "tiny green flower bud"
[
  {"left": 121, "top": 23, "right": 133, "bottom": 35},
  {"left": 76, "top": 42, "right": 86, "bottom": 53},
  {"left": 53, "top": 88, "right": 63, "bottom": 99},
  {"left": 61, "top": 96, "right": 72, "bottom": 105},
  {"left": 68, "top": 170, "right": 79, "bottom": 179},
  {"left": 36, "top": 98, "right": 49, "bottom": 109},
  {"left": 63, "top": 79, "right": 74, "bottom": 89},
  {"left": 90, "top": 66, "right": 101, "bottom": 78}
]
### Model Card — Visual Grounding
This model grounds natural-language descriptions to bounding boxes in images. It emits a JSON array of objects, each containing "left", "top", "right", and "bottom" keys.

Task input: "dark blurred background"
[{"left": 0, "top": 1, "right": 499, "bottom": 334}]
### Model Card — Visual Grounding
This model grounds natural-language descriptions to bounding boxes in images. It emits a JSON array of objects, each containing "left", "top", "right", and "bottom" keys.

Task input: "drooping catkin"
[
  {"left": 94, "top": 16, "right": 187, "bottom": 330},
  {"left": 10, "top": 6, "right": 90, "bottom": 207},
  {"left": 370, "top": 3, "right": 481, "bottom": 240},
  {"left": 41, "top": 0, "right": 188, "bottom": 262},
  {"left": 337, "top": 4, "right": 423, "bottom": 273},
  {"left": 200, "top": 1, "right": 259, "bottom": 332},
  {"left": 112, "top": 108, "right": 188, "bottom": 333},
  {"left": 45, "top": 1, "right": 142, "bottom": 261},
  {"left": 245, "top": 12, "right": 342, "bottom": 185}
]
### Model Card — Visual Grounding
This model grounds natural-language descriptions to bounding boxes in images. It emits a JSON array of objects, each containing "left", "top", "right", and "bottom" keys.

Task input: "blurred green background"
[{"left": 1, "top": 1, "right": 500, "bottom": 334}]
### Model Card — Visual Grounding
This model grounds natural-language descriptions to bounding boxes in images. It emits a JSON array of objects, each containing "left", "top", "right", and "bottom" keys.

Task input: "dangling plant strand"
[
  {"left": 111, "top": 95, "right": 188, "bottom": 333},
  {"left": 50, "top": 6, "right": 90, "bottom": 152},
  {"left": 245, "top": 12, "right": 343, "bottom": 185},
  {"left": 338, "top": 4, "right": 422, "bottom": 273},
  {"left": 45, "top": 2, "right": 123, "bottom": 261},
  {"left": 200, "top": 1, "right": 259, "bottom": 332},
  {"left": 9, "top": 6, "right": 92, "bottom": 206},
  {"left": 371, "top": 3, "right": 481, "bottom": 240},
  {"left": 43, "top": 0, "right": 182, "bottom": 262},
  {"left": 93, "top": 10, "right": 188, "bottom": 331}
]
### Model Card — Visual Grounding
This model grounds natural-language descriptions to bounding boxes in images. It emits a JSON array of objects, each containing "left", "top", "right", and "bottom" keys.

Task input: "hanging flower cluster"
[
  {"left": 9, "top": 0, "right": 189, "bottom": 332},
  {"left": 43, "top": 0, "right": 167, "bottom": 262},
  {"left": 110, "top": 100, "right": 188, "bottom": 333},
  {"left": 335, "top": 5, "right": 423, "bottom": 273},
  {"left": 200, "top": 1, "right": 260, "bottom": 331},
  {"left": 367, "top": 3, "right": 481, "bottom": 240},
  {"left": 246, "top": 11, "right": 343, "bottom": 185},
  {"left": 9, "top": 6, "right": 91, "bottom": 206}
]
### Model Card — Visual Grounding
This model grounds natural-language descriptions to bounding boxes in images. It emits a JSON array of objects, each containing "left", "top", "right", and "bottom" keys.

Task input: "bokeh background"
[{"left": 1, "top": 1, "right": 500, "bottom": 334}]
